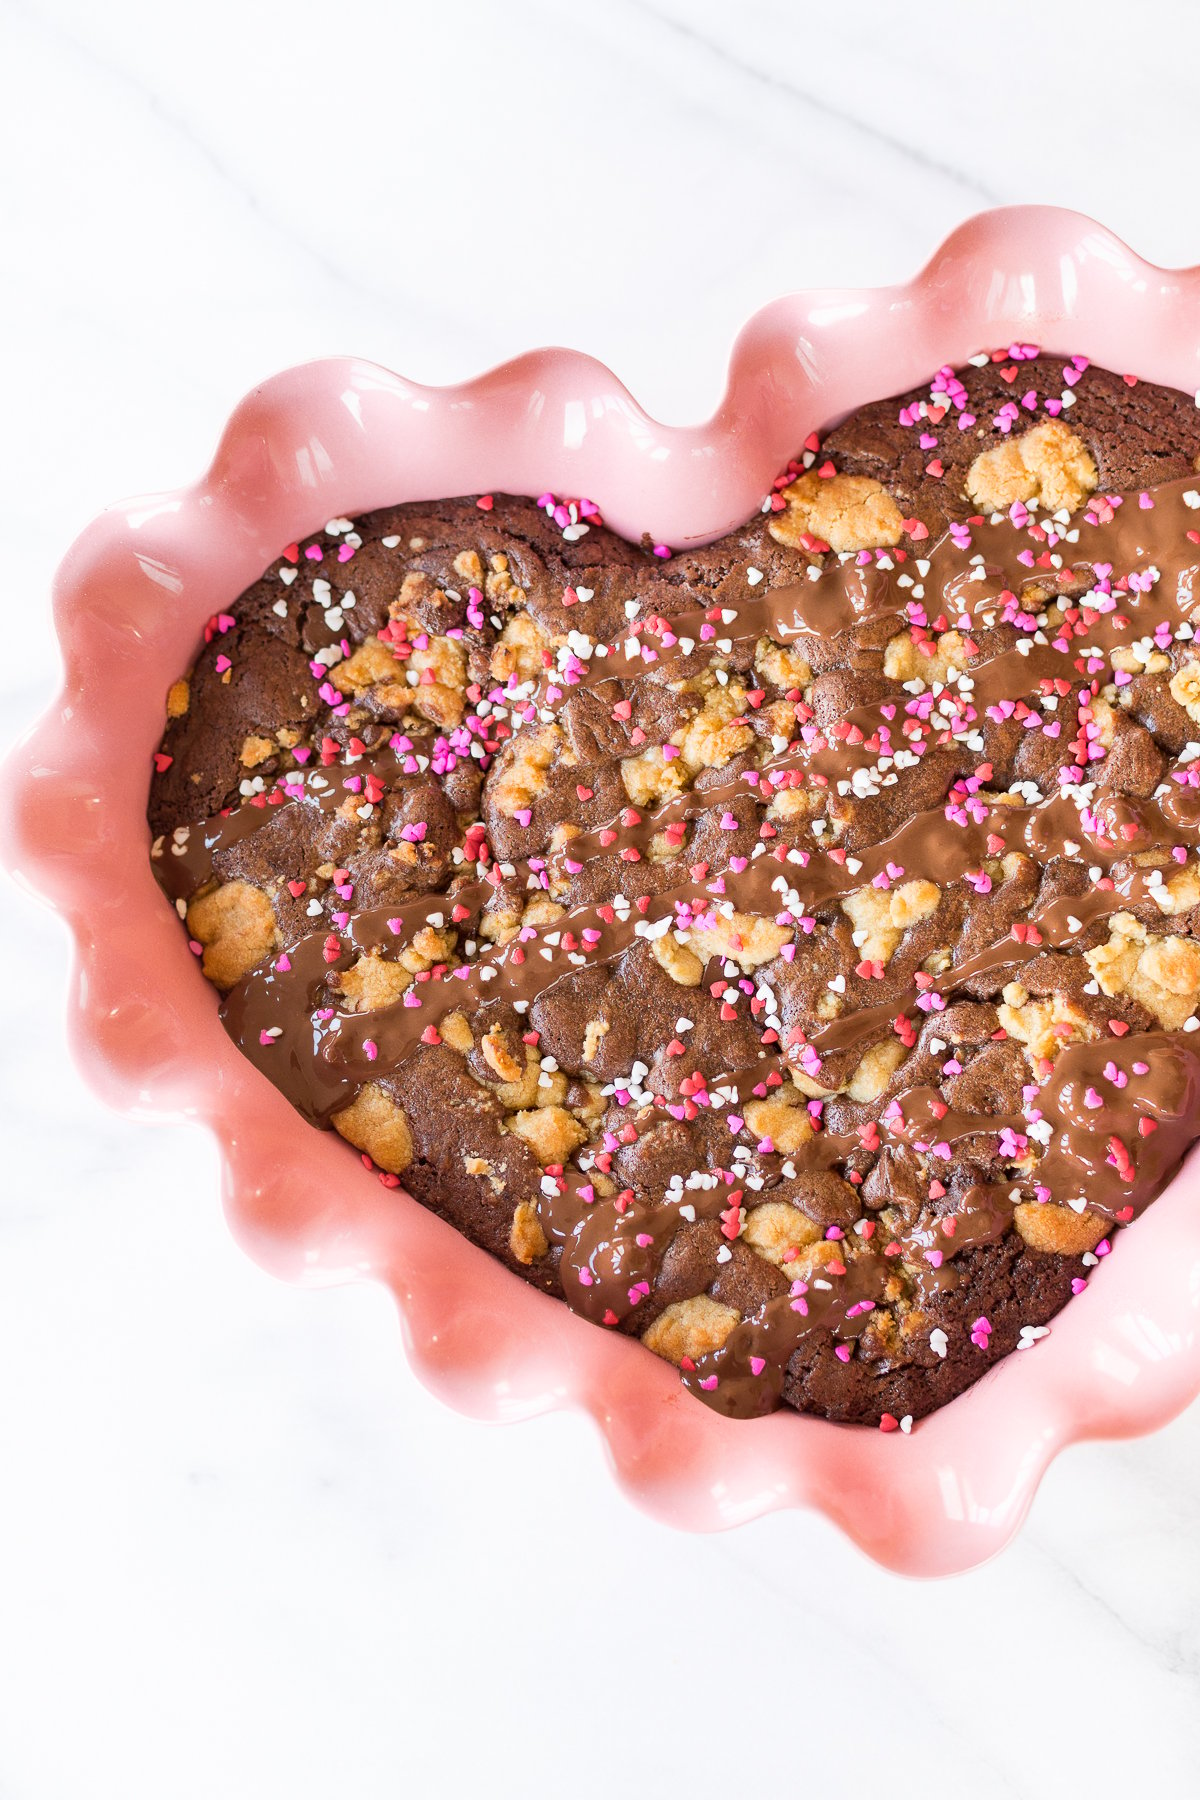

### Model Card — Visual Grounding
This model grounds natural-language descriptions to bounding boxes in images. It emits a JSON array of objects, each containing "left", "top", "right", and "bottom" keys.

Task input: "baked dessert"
[{"left": 149, "top": 350, "right": 1200, "bottom": 1427}]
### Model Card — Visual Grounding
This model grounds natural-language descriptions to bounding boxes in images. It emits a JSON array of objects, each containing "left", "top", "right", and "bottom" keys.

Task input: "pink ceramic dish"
[{"left": 6, "top": 205, "right": 1200, "bottom": 1578}]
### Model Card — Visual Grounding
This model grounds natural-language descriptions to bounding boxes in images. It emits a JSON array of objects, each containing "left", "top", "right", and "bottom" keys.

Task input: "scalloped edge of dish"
[{"left": 5, "top": 204, "right": 1200, "bottom": 1576}]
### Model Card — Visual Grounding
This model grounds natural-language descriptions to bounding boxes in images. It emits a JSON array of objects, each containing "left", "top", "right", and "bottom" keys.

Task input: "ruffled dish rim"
[{"left": 5, "top": 206, "right": 1200, "bottom": 1576}]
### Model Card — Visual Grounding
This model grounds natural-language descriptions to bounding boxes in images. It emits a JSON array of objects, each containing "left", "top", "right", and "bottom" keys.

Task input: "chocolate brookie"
[{"left": 149, "top": 350, "right": 1200, "bottom": 1427}]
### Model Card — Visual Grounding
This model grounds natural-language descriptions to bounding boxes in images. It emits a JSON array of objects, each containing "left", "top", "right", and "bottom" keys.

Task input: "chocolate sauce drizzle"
[{"left": 153, "top": 473, "right": 1200, "bottom": 1418}]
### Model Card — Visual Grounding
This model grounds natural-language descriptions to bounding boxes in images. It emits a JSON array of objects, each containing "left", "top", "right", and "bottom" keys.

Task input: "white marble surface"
[{"left": 4, "top": 1, "right": 1200, "bottom": 1793}]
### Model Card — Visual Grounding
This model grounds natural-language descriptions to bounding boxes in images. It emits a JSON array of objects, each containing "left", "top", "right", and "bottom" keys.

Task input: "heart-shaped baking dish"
[{"left": 6, "top": 204, "right": 1200, "bottom": 1576}]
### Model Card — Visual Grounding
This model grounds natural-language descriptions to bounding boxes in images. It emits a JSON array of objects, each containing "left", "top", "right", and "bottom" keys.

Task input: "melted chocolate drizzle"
[{"left": 153, "top": 473, "right": 1200, "bottom": 1418}]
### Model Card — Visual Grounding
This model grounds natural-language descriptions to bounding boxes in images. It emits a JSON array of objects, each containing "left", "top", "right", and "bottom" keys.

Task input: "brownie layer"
[{"left": 149, "top": 352, "right": 1200, "bottom": 1425}]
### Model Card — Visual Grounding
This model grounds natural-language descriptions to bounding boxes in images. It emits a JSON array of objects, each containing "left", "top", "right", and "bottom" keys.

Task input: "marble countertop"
[{"left": 4, "top": 1, "right": 1200, "bottom": 1793}]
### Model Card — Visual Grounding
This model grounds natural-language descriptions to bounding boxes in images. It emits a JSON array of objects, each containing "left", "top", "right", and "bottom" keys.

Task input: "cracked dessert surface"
[{"left": 149, "top": 351, "right": 1200, "bottom": 1426}]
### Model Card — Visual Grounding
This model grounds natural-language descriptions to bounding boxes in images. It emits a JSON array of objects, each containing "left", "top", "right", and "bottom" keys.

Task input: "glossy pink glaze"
[{"left": 5, "top": 206, "right": 1200, "bottom": 1577}]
